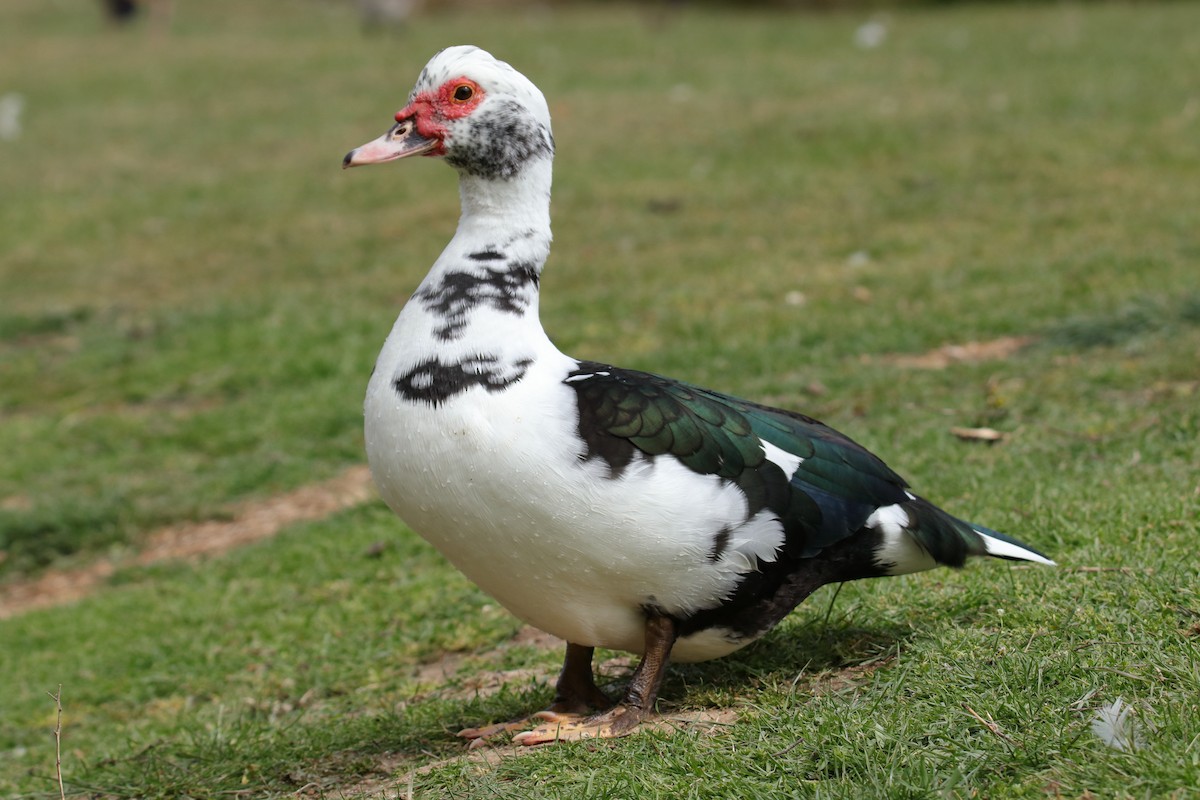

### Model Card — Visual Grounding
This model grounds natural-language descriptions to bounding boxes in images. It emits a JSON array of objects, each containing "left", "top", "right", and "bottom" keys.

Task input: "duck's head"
[{"left": 343, "top": 45, "right": 553, "bottom": 180}]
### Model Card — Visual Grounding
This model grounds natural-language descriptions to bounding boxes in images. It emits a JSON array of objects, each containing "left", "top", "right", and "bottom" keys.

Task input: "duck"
[{"left": 342, "top": 45, "right": 1054, "bottom": 746}]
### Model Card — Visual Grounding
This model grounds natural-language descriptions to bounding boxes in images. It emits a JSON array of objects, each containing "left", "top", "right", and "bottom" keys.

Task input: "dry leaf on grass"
[
  {"left": 950, "top": 426, "right": 1006, "bottom": 443},
  {"left": 884, "top": 336, "right": 1034, "bottom": 369}
]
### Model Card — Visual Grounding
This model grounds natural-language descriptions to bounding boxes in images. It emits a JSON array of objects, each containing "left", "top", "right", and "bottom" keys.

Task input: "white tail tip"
[{"left": 978, "top": 530, "right": 1056, "bottom": 566}]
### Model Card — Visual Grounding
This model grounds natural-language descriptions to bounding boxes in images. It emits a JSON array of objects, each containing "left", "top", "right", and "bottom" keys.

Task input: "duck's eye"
[{"left": 452, "top": 84, "right": 474, "bottom": 102}]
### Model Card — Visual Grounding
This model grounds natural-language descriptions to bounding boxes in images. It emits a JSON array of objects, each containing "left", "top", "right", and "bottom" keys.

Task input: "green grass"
[{"left": 2, "top": 0, "right": 1199, "bottom": 797}]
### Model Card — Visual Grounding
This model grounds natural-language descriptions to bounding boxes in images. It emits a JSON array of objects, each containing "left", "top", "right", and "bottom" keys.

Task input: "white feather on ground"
[{"left": 1091, "top": 697, "right": 1144, "bottom": 752}]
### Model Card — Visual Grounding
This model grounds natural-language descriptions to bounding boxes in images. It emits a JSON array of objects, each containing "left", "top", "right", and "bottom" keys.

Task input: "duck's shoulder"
[{"left": 562, "top": 362, "right": 908, "bottom": 515}]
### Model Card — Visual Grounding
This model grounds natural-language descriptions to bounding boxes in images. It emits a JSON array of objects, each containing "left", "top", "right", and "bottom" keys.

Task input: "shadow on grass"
[
  {"left": 658, "top": 620, "right": 913, "bottom": 707},
  {"left": 68, "top": 621, "right": 914, "bottom": 798},
  {"left": 444, "top": 617, "right": 915, "bottom": 724},
  {"left": 1038, "top": 290, "right": 1200, "bottom": 350}
]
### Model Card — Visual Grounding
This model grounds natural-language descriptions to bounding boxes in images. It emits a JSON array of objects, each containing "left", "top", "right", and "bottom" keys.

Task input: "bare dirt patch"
[
  {"left": 0, "top": 465, "right": 375, "bottom": 619},
  {"left": 880, "top": 335, "right": 1035, "bottom": 369},
  {"left": 807, "top": 657, "right": 894, "bottom": 696}
]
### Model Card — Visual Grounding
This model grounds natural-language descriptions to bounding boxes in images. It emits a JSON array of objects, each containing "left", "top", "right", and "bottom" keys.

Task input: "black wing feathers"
[
  {"left": 567, "top": 362, "right": 910, "bottom": 557},
  {"left": 571, "top": 366, "right": 762, "bottom": 480}
]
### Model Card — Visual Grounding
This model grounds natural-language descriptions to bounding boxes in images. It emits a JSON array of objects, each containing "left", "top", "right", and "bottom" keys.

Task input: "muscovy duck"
[{"left": 343, "top": 45, "right": 1054, "bottom": 745}]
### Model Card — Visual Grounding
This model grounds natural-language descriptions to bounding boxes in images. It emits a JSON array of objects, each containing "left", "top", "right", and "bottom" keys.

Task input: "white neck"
[
  {"left": 454, "top": 158, "right": 553, "bottom": 250},
  {"left": 392, "top": 156, "right": 556, "bottom": 362}
]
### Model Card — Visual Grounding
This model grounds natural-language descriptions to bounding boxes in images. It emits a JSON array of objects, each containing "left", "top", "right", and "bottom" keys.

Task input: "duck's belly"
[{"left": 364, "top": 356, "right": 767, "bottom": 662}]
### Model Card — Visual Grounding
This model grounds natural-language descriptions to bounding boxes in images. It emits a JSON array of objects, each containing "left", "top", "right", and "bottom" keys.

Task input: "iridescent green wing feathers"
[
  {"left": 719, "top": 391, "right": 908, "bottom": 505},
  {"left": 569, "top": 366, "right": 762, "bottom": 479},
  {"left": 566, "top": 363, "right": 911, "bottom": 554}
]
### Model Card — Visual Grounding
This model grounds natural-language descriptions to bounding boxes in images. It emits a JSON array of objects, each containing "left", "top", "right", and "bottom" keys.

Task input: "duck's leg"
[
  {"left": 513, "top": 610, "right": 679, "bottom": 745},
  {"left": 457, "top": 642, "right": 612, "bottom": 744},
  {"left": 550, "top": 643, "right": 615, "bottom": 713}
]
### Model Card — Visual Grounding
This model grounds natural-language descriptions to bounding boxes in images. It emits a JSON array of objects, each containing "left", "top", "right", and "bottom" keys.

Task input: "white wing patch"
[
  {"left": 977, "top": 530, "right": 1057, "bottom": 565},
  {"left": 761, "top": 439, "right": 803, "bottom": 478},
  {"left": 673, "top": 625, "right": 751, "bottom": 663},
  {"left": 563, "top": 371, "right": 609, "bottom": 383},
  {"left": 867, "top": 503, "right": 909, "bottom": 538},
  {"left": 868, "top": 503, "right": 937, "bottom": 575},
  {"left": 721, "top": 509, "right": 785, "bottom": 573}
]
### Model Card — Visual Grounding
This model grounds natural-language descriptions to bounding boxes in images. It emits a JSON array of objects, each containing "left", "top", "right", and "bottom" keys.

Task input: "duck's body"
[
  {"left": 346, "top": 45, "right": 1053, "bottom": 744},
  {"left": 369, "top": 349, "right": 766, "bottom": 663},
  {"left": 362, "top": 202, "right": 777, "bottom": 663}
]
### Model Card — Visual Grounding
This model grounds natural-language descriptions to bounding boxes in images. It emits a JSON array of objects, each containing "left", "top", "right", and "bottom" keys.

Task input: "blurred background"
[{"left": 1, "top": 1, "right": 1198, "bottom": 797}]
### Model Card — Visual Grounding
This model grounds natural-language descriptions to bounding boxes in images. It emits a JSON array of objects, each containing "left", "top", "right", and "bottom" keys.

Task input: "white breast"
[{"left": 364, "top": 310, "right": 780, "bottom": 661}]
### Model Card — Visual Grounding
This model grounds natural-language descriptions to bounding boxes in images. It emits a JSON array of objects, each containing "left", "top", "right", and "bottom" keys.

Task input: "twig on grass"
[
  {"left": 771, "top": 737, "right": 805, "bottom": 758},
  {"left": 47, "top": 685, "right": 66, "bottom": 800},
  {"left": 1067, "top": 566, "right": 1155, "bottom": 575},
  {"left": 1071, "top": 640, "right": 1151, "bottom": 652},
  {"left": 963, "top": 703, "right": 1018, "bottom": 751},
  {"left": 1094, "top": 666, "right": 1155, "bottom": 683}
]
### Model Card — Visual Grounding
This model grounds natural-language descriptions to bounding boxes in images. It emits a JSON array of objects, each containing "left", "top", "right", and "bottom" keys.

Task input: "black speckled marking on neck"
[
  {"left": 416, "top": 263, "right": 539, "bottom": 341},
  {"left": 394, "top": 354, "right": 533, "bottom": 406}
]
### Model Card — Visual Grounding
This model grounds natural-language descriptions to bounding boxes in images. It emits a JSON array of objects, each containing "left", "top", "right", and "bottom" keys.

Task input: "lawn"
[{"left": 1, "top": 0, "right": 1198, "bottom": 797}]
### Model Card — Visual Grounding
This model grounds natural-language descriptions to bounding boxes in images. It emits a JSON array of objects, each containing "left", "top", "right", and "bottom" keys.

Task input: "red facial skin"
[{"left": 394, "top": 77, "right": 485, "bottom": 157}]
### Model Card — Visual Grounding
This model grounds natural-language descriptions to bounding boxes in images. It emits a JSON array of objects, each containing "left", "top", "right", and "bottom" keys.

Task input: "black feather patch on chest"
[
  {"left": 395, "top": 354, "right": 533, "bottom": 406},
  {"left": 416, "top": 263, "right": 539, "bottom": 341}
]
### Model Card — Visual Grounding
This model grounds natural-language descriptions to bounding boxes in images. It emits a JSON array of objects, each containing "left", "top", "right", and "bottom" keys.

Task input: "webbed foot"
[{"left": 511, "top": 705, "right": 645, "bottom": 745}]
